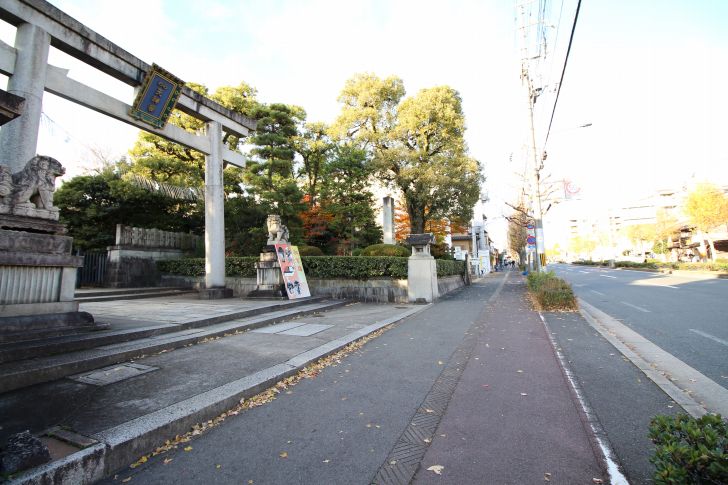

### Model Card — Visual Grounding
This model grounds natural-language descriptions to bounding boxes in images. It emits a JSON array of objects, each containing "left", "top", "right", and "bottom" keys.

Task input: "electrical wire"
[{"left": 543, "top": 0, "right": 582, "bottom": 149}]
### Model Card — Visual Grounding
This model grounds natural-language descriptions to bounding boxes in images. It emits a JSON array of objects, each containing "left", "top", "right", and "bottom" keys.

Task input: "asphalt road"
[
  {"left": 101, "top": 280, "right": 500, "bottom": 485},
  {"left": 550, "top": 263, "right": 728, "bottom": 388}
]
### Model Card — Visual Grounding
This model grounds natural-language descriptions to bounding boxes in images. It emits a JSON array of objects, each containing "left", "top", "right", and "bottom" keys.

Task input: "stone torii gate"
[{"left": 0, "top": 0, "right": 256, "bottom": 295}]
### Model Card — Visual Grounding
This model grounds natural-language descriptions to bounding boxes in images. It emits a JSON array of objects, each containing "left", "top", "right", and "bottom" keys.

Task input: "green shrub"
[
  {"left": 649, "top": 413, "right": 728, "bottom": 484},
  {"left": 301, "top": 256, "right": 408, "bottom": 279},
  {"left": 159, "top": 255, "right": 409, "bottom": 279},
  {"left": 360, "top": 244, "right": 410, "bottom": 257},
  {"left": 157, "top": 258, "right": 205, "bottom": 277},
  {"left": 297, "top": 245, "right": 324, "bottom": 256},
  {"left": 351, "top": 248, "right": 363, "bottom": 256},
  {"left": 675, "top": 262, "right": 728, "bottom": 272},
  {"left": 157, "top": 257, "right": 258, "bottom": 277},
  {"left": 436, "top": 259, "right": 466, "bottom": 277},
  {"left": 616, "top": 261, "right": 659, "bottom": 270},
  {"left": 526, "top": 271, "right": 577, "bottom": 311}
]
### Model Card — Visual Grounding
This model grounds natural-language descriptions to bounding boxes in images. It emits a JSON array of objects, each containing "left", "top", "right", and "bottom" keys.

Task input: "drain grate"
[{"left": 70, "top": 363, "right": 158, "bottom": 386}]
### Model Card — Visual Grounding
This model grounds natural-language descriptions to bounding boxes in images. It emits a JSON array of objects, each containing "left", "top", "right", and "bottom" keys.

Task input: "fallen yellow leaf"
[
  {"left": 183, "top": 446, "right": 193, "bottom": 452},
  {"left": 279, "top": 451, "right": 288, "bottom": 458},
  {"left": 427, "top": 465, "right": 444, "bottom": 475},
  {"left": 163, "top": 458, "right": 173, "bottom": 465},
  {"left": 122, "top": 478, "right": 131, "bottom": 483},
  {"left": 216, "top": 464, "right": 221, "bottom": 469}
]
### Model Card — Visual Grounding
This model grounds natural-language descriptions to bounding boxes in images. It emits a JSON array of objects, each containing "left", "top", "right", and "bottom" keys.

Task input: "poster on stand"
[{"left": 274, "top": 243, "right": 311, "bottom": 299}]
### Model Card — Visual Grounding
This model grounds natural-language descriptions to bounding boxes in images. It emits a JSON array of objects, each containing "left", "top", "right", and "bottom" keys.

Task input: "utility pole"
[{"left": 517, "top": 0, "right": 546, "bottom": 272}]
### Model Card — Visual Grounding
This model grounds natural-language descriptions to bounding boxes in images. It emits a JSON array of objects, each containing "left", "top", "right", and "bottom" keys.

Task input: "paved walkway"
[
  {"left": 73, "top": 272, "right": 609, "bottom": 485},
  {"left": 413, "top": 273, "right": 605, "bottom": 484}
]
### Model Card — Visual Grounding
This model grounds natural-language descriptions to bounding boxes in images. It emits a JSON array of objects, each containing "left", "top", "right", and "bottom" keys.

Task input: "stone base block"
[
  {"left": 0, "top": 214, "right": 66, "bottom": 234},
  {"left": 198, "top": 287, "right": 233, "bottom": 300},
  {"left": 247, "top": 285, "right": 286, "bottom": 299}
]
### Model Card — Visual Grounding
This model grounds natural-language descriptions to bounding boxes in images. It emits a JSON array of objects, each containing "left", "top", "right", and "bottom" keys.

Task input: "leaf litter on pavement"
[{"left": 127, "top": 324, "right": 394, "bottom": 470}]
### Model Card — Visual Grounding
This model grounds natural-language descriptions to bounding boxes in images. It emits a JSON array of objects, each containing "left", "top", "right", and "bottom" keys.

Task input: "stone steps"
[
  {"left": 0, "top": 297, "right": 328, "bottom": 364},
  {"left": 74, "top": 287, "right": 197, "bottom": 303},
  {"left": 0, "top": 299, "right": 347, "bottom": 393}
]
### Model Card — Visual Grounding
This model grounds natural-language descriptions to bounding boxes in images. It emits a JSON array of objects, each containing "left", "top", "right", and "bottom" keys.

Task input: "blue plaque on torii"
[{"left": 129, "top": 64, "right": 184, "bottom": 129}]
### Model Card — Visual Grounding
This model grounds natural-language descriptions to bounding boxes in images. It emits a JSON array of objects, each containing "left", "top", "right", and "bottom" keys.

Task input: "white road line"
[
  {"left": 599, "top": 275, "right": 617, "bottom": 279},
  {"left": 663, "top": 285, "right": 679, "bottom": 289},
  {"left": 579, "top": 271, "right": 589, "bottom": 274},
  {"left": 621, "top": 301, "right": 651, "bottom": 313},
  {"left": 590, "top": 290, "right": 606, "bottom": 296},
  {"left": 690, "top": 329, "right": 728, "bottom": 347}
]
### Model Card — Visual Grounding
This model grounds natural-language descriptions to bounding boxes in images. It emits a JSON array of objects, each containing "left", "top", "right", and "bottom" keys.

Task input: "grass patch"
[{"left": 526, "top": 271, "right": 578, "bottom": 311}]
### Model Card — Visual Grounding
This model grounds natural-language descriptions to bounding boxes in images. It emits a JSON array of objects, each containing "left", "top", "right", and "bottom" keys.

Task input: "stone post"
[
  {"left": 0, "top": 23, "right": 50, "bottom": 172},
  {"left": 406, "top": 233, "right": 439, "bottom": 304},
  {"left": 382, "top": 196, "right": 395, "bottom": 244},
  {"left": 201, "top": 120, "right": 231, "bottom": 298}
]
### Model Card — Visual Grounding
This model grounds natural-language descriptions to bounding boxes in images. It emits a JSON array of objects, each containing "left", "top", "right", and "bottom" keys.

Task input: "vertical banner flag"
[
  {"left": 274, "top": 244, "right": 311, "bottom": 299},
  {"left": 526, "top": 223, "right": 537, "bottom": 252}
]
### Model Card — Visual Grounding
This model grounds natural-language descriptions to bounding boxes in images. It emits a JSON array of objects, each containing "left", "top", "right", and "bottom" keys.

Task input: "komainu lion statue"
[
  {"left": 266, "top": 214, "right": 290, "bottom": 245},
  {"left": 8, "top": 156, "right": 65, "bottom": 210},
  {"left": 0, "top": 165, "right": 12, "bottom": 204}
]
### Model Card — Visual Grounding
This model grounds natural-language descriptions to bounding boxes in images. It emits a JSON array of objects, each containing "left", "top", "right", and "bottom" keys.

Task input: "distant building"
[{"left": 553, "top": 182, "right": 728, "bottom": 261}]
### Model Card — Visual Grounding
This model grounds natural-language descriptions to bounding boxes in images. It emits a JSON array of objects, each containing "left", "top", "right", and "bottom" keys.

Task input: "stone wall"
[
  {"left": 160, "top": 274, "right": 467, "bottom": 303},
  {"left": 437, "top": 275, "right": 467, "bottom": 296},
  {"left": 105, "top": 225, "right": 200, "bottom": 287}
]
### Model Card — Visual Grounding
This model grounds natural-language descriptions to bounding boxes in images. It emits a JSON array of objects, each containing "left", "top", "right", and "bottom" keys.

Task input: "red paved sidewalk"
[{"left": 413, "top": 274, "right": 606, "bottom": 484}]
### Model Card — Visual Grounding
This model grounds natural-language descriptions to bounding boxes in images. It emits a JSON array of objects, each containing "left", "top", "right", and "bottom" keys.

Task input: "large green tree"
[
  {"left": 245, "top": 103, "right": 306, "bottom": 242},
  {"left": 318, "top": 144, "right": 382, "bottom": 253},
  {"left": 55, "top": 167, "right": 202, "bottom": 250},
  {"left": 294, "top": 121, "right": 333, "bottom": 206},
  {"left": 332, "top": 73, "right": 482, "bottom": 234}
]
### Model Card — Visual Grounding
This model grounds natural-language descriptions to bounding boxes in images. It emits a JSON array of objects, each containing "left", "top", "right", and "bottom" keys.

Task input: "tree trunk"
[
  {"left": 707, "top": 236, "right": 716, "bottom": 262},
  {"left": 406, "top": 199, "right": 426, "bottom": 234},
  {"left": 409, "top": 212, "right": 425, "bottom": 234}
]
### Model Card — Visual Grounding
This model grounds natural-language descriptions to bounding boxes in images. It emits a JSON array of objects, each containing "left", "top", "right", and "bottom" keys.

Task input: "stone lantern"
[{"left": 405, "top": 233, "right": 439, "bottom": 303}]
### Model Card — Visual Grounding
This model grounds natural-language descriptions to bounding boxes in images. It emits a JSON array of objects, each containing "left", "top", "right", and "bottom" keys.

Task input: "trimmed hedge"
[
  {"left": 160, "top": 255, "right": 467, "bottom": 280},
  {"left": 573, "top": 260, "right": 728, "bottom": 272},
  {"left": 649, "top": 413, "right": 728, "bottom": 484},
  {"left": 301, "top": 256, "right": 407, "bottom": 279},
  {"left": 436, "top": 259, "right": 466, "bottom": 277},
  {"left": 157, "top": 257, "right": 257, "bottom": 277},
  {"left": 527, "top": 271, "right": 577, "bottom": 311},
  {"left": 159, "top": 256, "right": 408, "bottom": 279},
  {"left": 360, "top": 244, "right": 410, "bottom": 257}
]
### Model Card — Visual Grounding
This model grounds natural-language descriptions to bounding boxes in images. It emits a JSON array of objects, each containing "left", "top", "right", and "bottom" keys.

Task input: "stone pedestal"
[
  {"left": 247, "top": 247, "right": 286, "bottom": 298},
  {"left": 406, "top": 233, "right": 439, "bottom": 304},
  {"left": 0, "top": 215, "right": 96, "bottom": 341}
]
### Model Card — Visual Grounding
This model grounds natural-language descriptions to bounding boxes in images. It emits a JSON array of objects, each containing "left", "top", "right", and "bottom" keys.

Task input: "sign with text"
[
  {"left": 274, "top": 244, "right": 311, "bottom": 299},
  {"left": 129, "top": 64, "right": 183, "bottom": 129}
]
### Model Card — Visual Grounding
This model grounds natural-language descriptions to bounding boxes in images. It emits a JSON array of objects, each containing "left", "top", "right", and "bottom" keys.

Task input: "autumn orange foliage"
[{"left": 394, "top": 204, "right": 468, "bottom": 242}]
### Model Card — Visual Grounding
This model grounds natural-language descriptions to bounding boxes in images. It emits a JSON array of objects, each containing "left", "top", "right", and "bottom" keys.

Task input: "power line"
[{"left": 543, "top": 0, "right": 582, "bottom": 149}]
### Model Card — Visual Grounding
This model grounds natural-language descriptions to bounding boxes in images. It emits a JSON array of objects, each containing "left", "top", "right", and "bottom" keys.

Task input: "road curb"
[
  {"left": 577, "top": 299, "right": 726, "bottom": 418},
  {"left": 538, "top": 311, "right": 629, "bottom": 485},
  {"left": 8, "top": 305, "right": 430, "bottom": 485}
]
